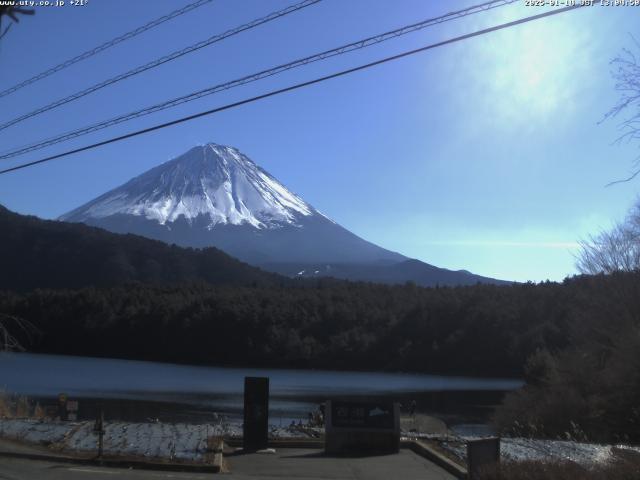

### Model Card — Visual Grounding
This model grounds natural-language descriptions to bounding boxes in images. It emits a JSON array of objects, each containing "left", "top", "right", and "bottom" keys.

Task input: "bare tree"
[
  {"left": 0, "top": 6, "right": 35, "bottom": 40},
  {"left": 577, "top": 201, "right": 640, "bottom": 274},
  {"left": 605, "top": 37, "right": 640, "bottom": 185},
  {"left": 0, "top": 314, "right": 40, "bottom": 352},
  {"left": 576, "top": 39, "right": 640, "bottom": 273}
]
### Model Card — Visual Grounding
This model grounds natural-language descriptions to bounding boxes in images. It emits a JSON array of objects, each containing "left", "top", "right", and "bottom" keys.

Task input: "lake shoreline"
[
  {"left": 1, "top": 351, "right": 521, "bottom": 426},
  {"left": 0, "top": 350, "right": 523, "bottom": 382}
]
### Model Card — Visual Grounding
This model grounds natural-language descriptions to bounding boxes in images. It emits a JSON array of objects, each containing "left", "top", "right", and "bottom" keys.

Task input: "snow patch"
[
  {"left": 0, "top": 418, "right": 320, "bottom": 462},
  {"left": 60, "top": 143, "right": 328, "bottom": 229}
]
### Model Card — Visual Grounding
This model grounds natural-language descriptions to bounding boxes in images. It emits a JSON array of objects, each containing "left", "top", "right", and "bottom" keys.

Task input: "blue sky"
[{"left": 0, "top": 0, "right": 638, "bottom": 282}]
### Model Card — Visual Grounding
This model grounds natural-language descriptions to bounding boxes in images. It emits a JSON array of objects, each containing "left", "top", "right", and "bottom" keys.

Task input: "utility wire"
[
  {"left": 0, "top": 0, "right": 214, "bottom": 99},
  {"left": 0, "top": 4, "right": 586, "bottom": 176},
  {"left": 0, "top": 0, "right": 322, "bottom": 132},
  {"left": 0, "top": 0, "right": 519, "bottom": 160}
]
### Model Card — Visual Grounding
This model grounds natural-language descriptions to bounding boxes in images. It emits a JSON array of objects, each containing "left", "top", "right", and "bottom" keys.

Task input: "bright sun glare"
[{"left": 468, "top": 6, "right": 592, "bottom": 127}]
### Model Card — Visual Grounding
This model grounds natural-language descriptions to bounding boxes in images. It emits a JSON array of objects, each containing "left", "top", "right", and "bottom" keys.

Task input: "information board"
[
  {"left": 331, "top": 401, "right": 395, "bottom": 429},
  {"left": 325, "top": 399, "right": 400, "bottom": 454}
]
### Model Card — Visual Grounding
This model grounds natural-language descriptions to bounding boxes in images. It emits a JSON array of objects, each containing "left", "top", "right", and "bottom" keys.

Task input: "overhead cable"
[
  {"left": 0, "top": 0, "right": 519, "bottom": 159},
  {"left": 0, "top": 4, "right": 586, "bottom": 176},
  {"left": 0, "top": 0, "right": 214, "bottom": 98},
  {"left": 0, "top": 0, "right": 322, "bottom": 131}
]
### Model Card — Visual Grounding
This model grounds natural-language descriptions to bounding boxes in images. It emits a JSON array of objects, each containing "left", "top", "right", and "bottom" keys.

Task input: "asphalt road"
[
  {"left": 0, "top": 457, "right": 212, "bottom": 480},
  {"left": 0, "top": 449, "right": 458, "bottom": 480},
  {"left": 225, "top": 448, "right": 457, "bottom": 480}
]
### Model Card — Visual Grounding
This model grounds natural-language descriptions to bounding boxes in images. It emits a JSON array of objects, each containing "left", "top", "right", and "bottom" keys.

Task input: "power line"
[
  {"left": 0, "top": 0, "right": 519, "bottom": 160},
  {"left": 0, "top": 0, "right": 322, "bottom": 132},
  {"left": 0, "top": 0, "right": 214, "bottom": 99},
  {"left": 0, "top": 4, "right": 586, "bottom": 177}
]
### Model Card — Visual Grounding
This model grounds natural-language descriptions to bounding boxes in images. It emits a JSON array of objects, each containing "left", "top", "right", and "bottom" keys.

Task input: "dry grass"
[
  {"left": 478, "top": 456, "right": 640, "bottom": 480},
  {"left": 0, "top": 392, "right": 11, "bottom": 418},
  {"left": 33, "top": 402, "right": 45, "bottom": 419},
  {"left": 0, "top": 391, "right": 35, "bottom": 419}
]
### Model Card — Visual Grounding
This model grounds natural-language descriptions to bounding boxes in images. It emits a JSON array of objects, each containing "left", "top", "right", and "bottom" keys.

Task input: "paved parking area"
[
  {"left": 224, "top": 448, "right": 457, "bottom": 479},
  {"left": 0, "top": 440, "right": 458, "bottom": 479},
  {"left": 0, "top": 457, "right": 212, "bottom": 480}
]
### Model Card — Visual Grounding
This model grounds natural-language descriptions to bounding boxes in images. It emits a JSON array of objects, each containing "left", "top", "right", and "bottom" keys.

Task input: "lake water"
[{"left": 0, "top": 352, "right": 522, "bottom": 423}]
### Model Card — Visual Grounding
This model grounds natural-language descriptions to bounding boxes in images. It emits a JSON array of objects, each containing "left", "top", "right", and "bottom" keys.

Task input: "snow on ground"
[
  {"left": 0, "top": 419, "right": 228, "bottom": 461},
  {"left": 0, "top": 418, "right": 70, "bottom": 446},
  {"left": 437, "top": 434, "right": 640, "bottom": 467},
  {"left": 0, "top": 418, "right": 318, "bottom": 462},
  {"left": 2, "top": 418, "right": 637, "bottom": 466},
  {"left": 423, "top": 423, "right": 640, "bottom": 466}
]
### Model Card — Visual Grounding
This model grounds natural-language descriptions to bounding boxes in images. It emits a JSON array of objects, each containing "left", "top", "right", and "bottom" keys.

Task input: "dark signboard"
[
  {"left": 243, "top": 376, "right": 269, "bottom": 451},
  {"left": 325, "top": 399, "right": 400, "bottom": 454},
  {"left": 331, "top": 401, "right": 395, "bottom": 429}
]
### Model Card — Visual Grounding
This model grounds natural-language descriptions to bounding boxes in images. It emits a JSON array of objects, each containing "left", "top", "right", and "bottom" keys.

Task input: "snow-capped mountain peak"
[
  {"left": 58, "top": 142, "right": 506, "bottom": 286},
  {"left": 60, "top": 143, "right": 317, "bottom": 229}
]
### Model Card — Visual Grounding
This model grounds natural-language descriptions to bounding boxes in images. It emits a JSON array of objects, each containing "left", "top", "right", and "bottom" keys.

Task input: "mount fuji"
[{"left": 60, "top": 143, "right": 505, "bottom": 286}]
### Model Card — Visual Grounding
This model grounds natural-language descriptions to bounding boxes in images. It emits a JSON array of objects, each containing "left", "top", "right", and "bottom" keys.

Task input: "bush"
[{"left": 493, "top": 272, "right": 640, "bottom": 443}]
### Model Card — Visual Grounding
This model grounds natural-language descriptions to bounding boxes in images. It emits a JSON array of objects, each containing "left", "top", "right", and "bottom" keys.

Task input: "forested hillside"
[{"left": 0, "top": 205, "right": 280, "bottom": 290}]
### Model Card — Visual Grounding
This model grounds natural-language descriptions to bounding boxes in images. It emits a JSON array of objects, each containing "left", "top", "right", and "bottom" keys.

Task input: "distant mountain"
[
  {"left": 0, "top": 205, "right": 279, "bottom": 291},
  {"left": 61, "top": 143, "right": 508, "bottom": 287}
]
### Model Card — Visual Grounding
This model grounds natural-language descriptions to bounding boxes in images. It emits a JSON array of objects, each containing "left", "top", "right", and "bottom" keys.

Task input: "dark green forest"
[{"left": 1, "top": 280, "right": 560, "bottom": 375}]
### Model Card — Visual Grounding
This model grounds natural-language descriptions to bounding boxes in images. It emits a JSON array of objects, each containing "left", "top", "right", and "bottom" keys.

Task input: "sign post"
[
  {"left": 66, "top": 400, "right": 79, "bottom": 421},
  {"left": 57, "top": 393, "right": 68, "bottom": 421},
  {"left": 94, "top": 410, "right": 105, "bottom": 458},
  {"left": 243, "top": 377, "right": 269, "bottom": 452}
]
